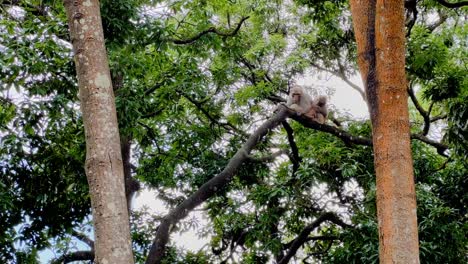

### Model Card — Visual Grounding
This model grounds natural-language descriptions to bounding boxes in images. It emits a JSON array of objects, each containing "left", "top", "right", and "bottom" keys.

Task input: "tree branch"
[
  {"left": 246, "top": 149, "right": 287, "bottom": 163},
  {"left": 407, "top": 85, "right": 431, "bottom": 135},
  {"left": 145, "top": 106, "right": 290, "bottom": 264},
  {"left": 435, "top": 0, "right": 468, "bottom": 8},
  {"left": 430, "top": 114, "right": 447, "bottom": 122},
  {"left": 428, "top": 12, "right": 448, "bottom": 32},
  {"left": 411, "top": 134, "right": 448, "bottom": 156},
  {"left": 178, "top": 91, "right": 245, "bottom": 136},
  {"left": 288, "top": 107, "right": 448, "bottom": 156},
  {"left": 287, "top": 109, "right": 373, "bottom": 147},
  {"left": 122, "top": 136, "right": 141, "bottom": 214},
  {"left": 71, "top": 230, "right": 94, "bottom": 249},
  {"left": 405, "top": 0, "right": 418, "bottom": 37},
  {"left": 311, "top": 62, "right": 366, "bottom": 101},
  {"left": 278, "top": 212, "right": 352, "bottom": 264},
  {"left": 51, "top": 251, "right": 94, "bottom": 264},
  {"left": 282, "top": 121, "right": 301, "bottom": 174},
  {"left": 170, "top": 16, "right": 250, "bottom": 45},
  {"left": 282, "top": 235, "right": 339, "bottom": 250}
]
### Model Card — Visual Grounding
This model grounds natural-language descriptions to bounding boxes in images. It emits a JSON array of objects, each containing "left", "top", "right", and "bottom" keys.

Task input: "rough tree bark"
[
  {"left": 349, "top": 0, "right": 420, "bottom": 263},
  {"left": 63, "top": 1, "right": 134, "bottom": 263}
]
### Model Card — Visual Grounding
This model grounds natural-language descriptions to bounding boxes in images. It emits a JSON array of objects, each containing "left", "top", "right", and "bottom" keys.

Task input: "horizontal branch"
[
  {"left": 51, "top": 251, "right": 94, "bottom": 264},
  {"left": 411, "top": 134, "right": 448, "bottom": 156},
  {"left": 435, "top": 0, "right": 468, "bottom": 8},
  {"left": 430, "top": 114, "right": 447, "bottom": 122},
  {"left": 288, "top": 107, "right": 448, "bottom": 155},
  {"left": 170, "top": 17, "right": 250, "bottom": 45},
  {"left": 287, "top": 109, "right": 373, "bottom": 147}
]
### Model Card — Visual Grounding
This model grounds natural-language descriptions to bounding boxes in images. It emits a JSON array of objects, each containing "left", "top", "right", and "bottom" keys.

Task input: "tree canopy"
[{"left": 0, "top": 0, "right": 466, "bottom": 263}]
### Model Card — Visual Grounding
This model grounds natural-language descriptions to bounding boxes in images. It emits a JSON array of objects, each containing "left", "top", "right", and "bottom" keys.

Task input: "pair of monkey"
[{"left": 286, "top": 85, "right": 327, "bottom": 124}]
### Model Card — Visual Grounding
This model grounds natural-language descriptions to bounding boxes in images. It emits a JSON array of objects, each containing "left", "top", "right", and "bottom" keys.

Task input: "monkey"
[
  {"left": 286, "top": 85, "right": 328, "bottom": 124},
  {"left": 306, "top": 96, "right": 328, "bottom": 124},
  {"left": 286, "top": 85, "right": 314, "bottom": 115}
]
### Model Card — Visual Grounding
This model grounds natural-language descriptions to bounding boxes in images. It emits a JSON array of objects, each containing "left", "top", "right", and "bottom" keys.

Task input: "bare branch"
[
  {"left": 122, "top": 137, "right": 141, "bottom": 214},
  {"left": 428, "top": 12, "right": 448, "bottom": 32},
  {"left": 267, "top": 94, "right": 287, "bottom": 103},
  {"left": 170, "top": 17, "right": 250, "bottom": 45},
  {"left": 282, "top": 235, "right": 339, "bottom": 249},
  {"left": 289, "top": 106, "right": 448, "bottom": 155}
]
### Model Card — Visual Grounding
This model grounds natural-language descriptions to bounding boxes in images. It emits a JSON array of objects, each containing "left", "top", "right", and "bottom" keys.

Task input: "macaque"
[
  {"left": 286, "top": 85, "right": 327, "bottom": 124},
  {"left": 286, "top": 85, "right": 314, "bottom": 115},
  {"left": 306, "top": 96, "right": 328, "bottom": 124}
]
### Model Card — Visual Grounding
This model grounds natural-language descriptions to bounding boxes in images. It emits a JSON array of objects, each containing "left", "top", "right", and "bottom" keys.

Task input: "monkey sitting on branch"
[{"left": 286, "top": 85, "right": 328, "bottom": 124}]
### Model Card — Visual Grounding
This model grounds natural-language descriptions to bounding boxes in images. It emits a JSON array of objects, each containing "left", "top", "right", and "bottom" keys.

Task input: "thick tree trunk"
[
  {"left": 349, "top": 1, "right": 420, "bottom": 263},
  {"left": 63, "top": 1, "right": 134, "bottom": 263}
]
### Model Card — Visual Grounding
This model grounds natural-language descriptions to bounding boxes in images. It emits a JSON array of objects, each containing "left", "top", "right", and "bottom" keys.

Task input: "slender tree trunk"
[
  {"left": 349, "top": 1, "right": 420, "bottom": 263},
  {"left": 63, "top": 1, "right": 134, "bottom": 263}
]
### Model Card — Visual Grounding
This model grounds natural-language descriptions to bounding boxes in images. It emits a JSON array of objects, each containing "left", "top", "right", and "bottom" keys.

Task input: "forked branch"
[{"left": 278, "top": 212, "right": 352, "bottom": 264}]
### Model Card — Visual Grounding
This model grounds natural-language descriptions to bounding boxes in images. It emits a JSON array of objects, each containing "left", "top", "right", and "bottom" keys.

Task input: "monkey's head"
[
  {"left": 316, "top": 96, "right": 327, "bottom": 107},
  {"left": 290, "top": 86, "right": 303, "bottom": 104}
]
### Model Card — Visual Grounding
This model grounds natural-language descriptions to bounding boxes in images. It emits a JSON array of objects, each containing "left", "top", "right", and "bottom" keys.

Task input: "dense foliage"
[{"left": 0, "top": 0, "right": 466, "bottom": 263}]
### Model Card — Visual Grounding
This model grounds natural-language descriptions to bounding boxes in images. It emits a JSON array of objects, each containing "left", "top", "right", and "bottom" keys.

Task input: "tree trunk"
[
  {"left": 349, "top": 1, "right": 420, "bottom": 263},
  {"left": 63, "top": 1, "right": 134, "bottom": 263}
]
